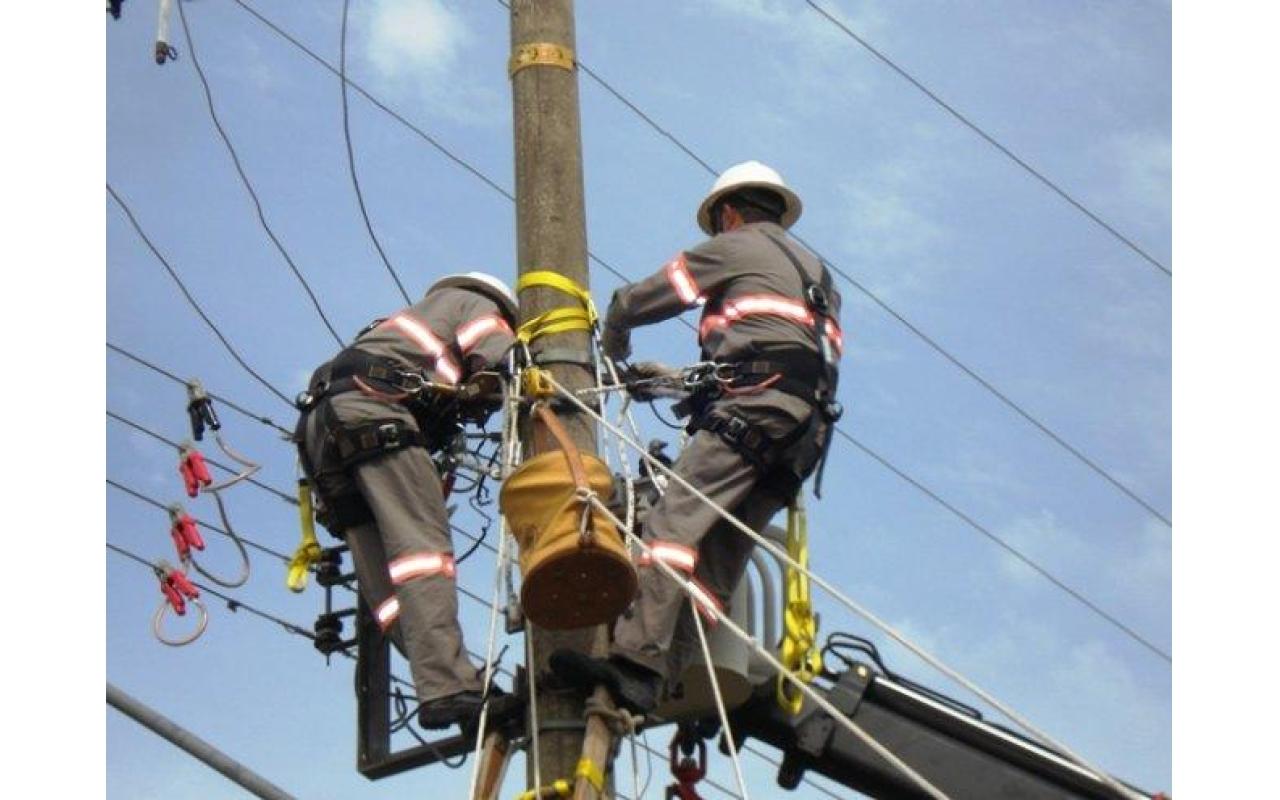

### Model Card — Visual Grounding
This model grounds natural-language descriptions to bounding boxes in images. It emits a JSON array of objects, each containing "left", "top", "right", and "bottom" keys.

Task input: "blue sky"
[{"left": 107, "top": 1, "right": 1171, "bottom": 796}]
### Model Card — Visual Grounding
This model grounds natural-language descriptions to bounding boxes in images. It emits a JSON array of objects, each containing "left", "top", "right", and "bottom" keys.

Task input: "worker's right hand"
[
  {"left": 601, "top": 323, "right": 631, "bottom": 361},
  {"left": 623, "top": 361, "right": 679, "bottom": 401}
]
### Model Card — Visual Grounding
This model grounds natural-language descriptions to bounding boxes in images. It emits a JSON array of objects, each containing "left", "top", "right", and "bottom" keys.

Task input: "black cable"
[
  {"left": 107, "top": 541, "right": 314, "bottom": 640},
  {"left": 106, "top": 184, "right": 294, "bottom": 408},
  {"left": 339, "top": 0, "right": 412, "bottom": 306},
  {"left": 107, "top": 342, "right": 294, "bottom": 437},
  {"left": 174, "top": 0, "right": 345, "bottom": 346},
  {"left": 226, "top": 0, "right": 636, "bottom": 290},
  {"left": 235, "top": 0, "right": 1167, "bottom": 661},
  {"left": 108, "top": 477, "right": 293, "bottom": 564},
  {"left": 802, "top": 0, "right": 1169, "bottom": 277},
  {"left": 107, "top": 408, "right": 298, "bottom": 505},
  {"left": 833, "top": 425, "right": 1171, "bottom": 662},
  {"left": 569, "top": 30, "right": 1172, "bottom": 529}
]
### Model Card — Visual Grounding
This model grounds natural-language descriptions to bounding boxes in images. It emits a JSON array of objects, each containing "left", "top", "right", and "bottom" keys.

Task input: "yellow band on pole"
[
  {"left": 508, "top": 42, "right": 576, "bottom": 78},
  {"left": 517, "top": 307, "right": 593, "bottom": 343},
  {"left": 574, "top": 757, "right": 605, "bottom": 793}
]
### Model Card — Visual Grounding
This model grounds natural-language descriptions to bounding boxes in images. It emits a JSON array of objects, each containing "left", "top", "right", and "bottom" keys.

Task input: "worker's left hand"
[{"left": 623, "top": 361, "right": 680, "bottom": 401}]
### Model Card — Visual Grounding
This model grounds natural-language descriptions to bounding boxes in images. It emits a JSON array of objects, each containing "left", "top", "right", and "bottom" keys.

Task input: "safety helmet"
[
  {"left": 429, "top": 272, "right": 518, "bottom": 323},
  {"left": 696, "top": 160, "right": 802, "bottom": 235}
]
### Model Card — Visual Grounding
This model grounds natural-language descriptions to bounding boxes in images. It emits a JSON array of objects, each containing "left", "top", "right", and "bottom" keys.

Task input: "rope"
[
  {"left": 184, "top": 432, "right": 260, "bottom": 588},
  {"left": 691, "top": 609, "right": 751, "bottom": 799},
  {"left": 465, "top": 367, "right": 523, "bottom": 799},
  {"left": 588, "top": 495, "right": 949, "bottom": 800},
  {"left": 545, "top": 373, "right": 1146, "bottom": 800}
]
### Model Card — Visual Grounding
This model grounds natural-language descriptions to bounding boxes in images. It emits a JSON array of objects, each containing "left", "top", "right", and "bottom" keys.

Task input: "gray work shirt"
[{"left": 604, "top": 221, "right": 843, "bottom": 422}]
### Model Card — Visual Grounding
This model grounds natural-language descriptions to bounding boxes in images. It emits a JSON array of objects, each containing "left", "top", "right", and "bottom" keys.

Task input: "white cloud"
[
  {"left": 364, "top": 0, "right": 468, "bottom": 81},
  {"left": 358, "top": 0, "right": 504, "bottom": 127}
]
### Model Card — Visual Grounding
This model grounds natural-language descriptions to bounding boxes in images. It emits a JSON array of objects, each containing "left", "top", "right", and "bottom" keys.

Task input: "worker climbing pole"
[{"left": 506, "top": 1, "right": 615, "bottom": 796}]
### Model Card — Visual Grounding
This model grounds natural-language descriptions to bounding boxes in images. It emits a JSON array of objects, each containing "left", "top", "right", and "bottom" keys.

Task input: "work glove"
[
  {"left": 623, "top": 361, "right": 679, "bottom": 401},
  {"left": 601, "top": 323, "right": 632, "bottom": 362}
]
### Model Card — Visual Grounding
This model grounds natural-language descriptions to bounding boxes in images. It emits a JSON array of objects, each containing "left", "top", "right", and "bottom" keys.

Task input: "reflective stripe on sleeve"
[
  {"left": 375, "top": 596, "right": 401, "bottom": 631},
  {"left": 456, "top": 314, "right": 513, "bottom": 354},
  {"left": 384, "top": 314, "right": 461, "bottom": 385},
  {"left": 665, "top": 253, "right": 704, "bottom": 306},
  {"left": 388, "top": 552, "right": 456, "bottom": 584}
]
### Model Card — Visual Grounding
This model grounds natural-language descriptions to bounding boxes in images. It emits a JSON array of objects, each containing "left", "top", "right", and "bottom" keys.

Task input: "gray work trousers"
[
  {"left": 611, "top": 391, "right": 824, "bottom": 682},
  {"left": 302, "top": 393, "right": 481, "bottom": 703}
]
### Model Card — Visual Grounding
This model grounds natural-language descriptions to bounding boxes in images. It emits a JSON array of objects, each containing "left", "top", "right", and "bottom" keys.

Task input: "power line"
[
  {"left": 106, "top": 408, "right": 298, "bottom": 505},
  {"left": 339, "top": 0, "right": 411, "bottom": 306},
  {"left": 226, "top": 0, "right": 636, "bottom": 290},
  {"left": 106, "top": 183, "right": 295, "bottom": 408},
  {"left": 560, "top": 23, "right": 1171, "bottom": 528},
  {"left": 107, "top": 342, "right": 294, "bottom": 437},
  {"left": 221, "top": 0, "right": 1170, "bottom": 655},
  {"left": 107, "top": 477, "right": 293, "bottom": 565},
  {"left": 833, "top": 426, "right": 1170, "bottom": 662},
  {"left": 174, "top": 0, "right": 345, "bottom": 346},
  {"left": 802, "top": 0, "right": 1170, "bottom": 277}
]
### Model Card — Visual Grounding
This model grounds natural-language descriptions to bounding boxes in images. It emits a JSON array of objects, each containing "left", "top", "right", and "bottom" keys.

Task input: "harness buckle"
[
  {"left": 804, "top": 283, "right": 830, "bottom": 314},
  {"left": 375, "top": 422, "right": 402, "bottom": 449},
  {"left": 295, "top": 391, "right": 316, "bottom": 411}
]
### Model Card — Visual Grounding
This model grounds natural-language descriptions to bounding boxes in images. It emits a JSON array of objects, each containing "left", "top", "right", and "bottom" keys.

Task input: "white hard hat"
[
  {"left": 429, "top": 272, "right": 518, "bottom": 322},
  {"left": 696, "top": 160, "right": 802, "bottom": 235}
]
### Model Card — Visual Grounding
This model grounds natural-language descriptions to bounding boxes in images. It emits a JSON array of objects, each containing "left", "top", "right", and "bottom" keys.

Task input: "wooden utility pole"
[{"left": 508, "top": 1, "right": 614, "bottom": 796}]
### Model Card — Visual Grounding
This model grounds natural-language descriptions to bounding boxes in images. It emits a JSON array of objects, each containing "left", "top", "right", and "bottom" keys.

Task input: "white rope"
[
  {"left": 465, "top": 505, "right": 514, "bottom": 798},
  {"left": 691, "top": 608, "right": 751, "bottom": 800},
  {"left": 548, "top": 374, "right": 1143, "bottom": 800},
  {"left": 186, "top": 432, "right": 258, "bottom": 588},
  {"left": 590, "top": 495, "right": 948, "bottom": 800}
]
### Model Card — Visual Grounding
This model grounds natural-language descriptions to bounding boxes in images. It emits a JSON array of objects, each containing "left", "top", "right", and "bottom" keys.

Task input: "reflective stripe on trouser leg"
[
  {"left": 353, "top": 446, "right": 480, "bottom": 702},
  {"left": 611, "top": 428, "right": 763, "bottom": 680}
]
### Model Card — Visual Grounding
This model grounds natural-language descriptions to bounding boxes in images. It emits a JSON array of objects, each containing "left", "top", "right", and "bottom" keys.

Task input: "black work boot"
[
  {"left": 549, "top": 650, "right": 662, "bottom": 715},
  {"left": 418, "top": 689, "right": 524, "bottom": 733}
]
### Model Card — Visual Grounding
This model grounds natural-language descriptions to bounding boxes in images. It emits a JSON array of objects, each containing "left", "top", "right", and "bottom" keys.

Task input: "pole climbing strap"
[
  {"left": 778, "top": 494, "right": 823, "bottom": 715},
  {"left": 287, "top": 479, "right": 322, "bottom": 592},
  {"left": 516, "top": 271, "right": 597, "bottom": 343}
]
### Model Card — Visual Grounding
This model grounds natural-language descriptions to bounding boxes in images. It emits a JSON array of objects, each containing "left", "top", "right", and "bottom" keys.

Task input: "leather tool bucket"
[{"left": 499, "top": 405, "right": 637, "bottom": 630}]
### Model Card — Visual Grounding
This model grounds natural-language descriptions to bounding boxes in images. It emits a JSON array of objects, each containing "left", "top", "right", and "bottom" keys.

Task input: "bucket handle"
[{"left": 533, "top": 403, "right": 597, "bottom": 546}]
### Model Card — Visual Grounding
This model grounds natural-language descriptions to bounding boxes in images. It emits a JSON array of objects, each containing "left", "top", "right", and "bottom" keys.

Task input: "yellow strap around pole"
[
  {"left": 777, "top": 494, "right": 823, "bottom": 714},
  {"left": 287, "top": 480, "right": 322, "bottom": 592},
  {"left": 515, "top": 271, "right": 598, "bottom": 344},
  {"left": 513, "top": 778, "right": 571, "bottom": 800},
  {"left": 516, "top": 307, "right": 593, "bottom": 343}
]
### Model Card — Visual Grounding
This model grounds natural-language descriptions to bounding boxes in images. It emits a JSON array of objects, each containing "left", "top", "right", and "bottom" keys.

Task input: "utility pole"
[{"left": 508, "top": 1, "right": 613, "bottom": 797}]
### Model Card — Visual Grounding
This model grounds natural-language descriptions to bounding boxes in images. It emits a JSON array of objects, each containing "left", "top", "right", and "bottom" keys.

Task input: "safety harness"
[
  {"left": 294, "top": 348, "right": 455, "bottom": 536},
  {"left": 674, "top": 233, "right": 842, "bottom": 498}
]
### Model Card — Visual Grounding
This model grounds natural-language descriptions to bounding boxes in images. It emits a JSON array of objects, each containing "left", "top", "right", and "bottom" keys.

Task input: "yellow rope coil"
[
  {"left": 777, "top": 495, "right": 823, "bottom": 714},
  {"left": 286, "top": 480, "right": 322, "bottom": 592}
]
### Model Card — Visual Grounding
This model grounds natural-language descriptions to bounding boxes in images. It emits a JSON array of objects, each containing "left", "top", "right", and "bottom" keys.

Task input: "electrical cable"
[
  {"left": 228, "top": 0, "right": 1172, "bottom": 544},
  {"left": 571, "top": 30, "right": 1171, "bottom": 528},
  {"left": 174, "top": 0, "right": 345, "bottom": 346},
  {"left": 551, "top": 372, "right": 1146, "bottom": 800},
  {"left": 107, "top": 342, "right": 294, "bottom": 437},
  {"left": 832, "top": 425, "right": 1170, "bottom": 661},
  {"left": 339, "top": 0, "right": 412, "bottom": 306},
  {"left": 108, "top": 477, "right": 292, "bottom": 565},
  {"left": 802, "top": 0, "right": 1170, "bottom": 277},
  {"left": 106, "top": 184, "right": 294, "bottom": 407},
  {"left": 106, "top": 409, "right": 297, "bottom": 505}
]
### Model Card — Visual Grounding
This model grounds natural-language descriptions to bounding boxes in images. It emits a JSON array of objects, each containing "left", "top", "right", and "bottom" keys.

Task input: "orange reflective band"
[
  {"left": 384, "top": 315, "right": 461, "bottom": 385},
  {"left": 388, "top": 552, "right": 456, "bottom": 584},
  {"left": 375, "top": 596, "right": 401, "bottom": 631},
  {"left": 456, "top": 314, "right": 513, "bottom": 354},
  {"left": 665, "top": 253, "right": 704, "bottom": 306},
  {"left": 637, "top": 540, "right": 698, "bottom": 573}
]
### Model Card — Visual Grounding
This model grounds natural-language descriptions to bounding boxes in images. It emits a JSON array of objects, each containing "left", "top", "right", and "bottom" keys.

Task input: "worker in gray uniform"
[
  {"left": 295, "top": 272, "right": 522, "bottom": 731},
  {"left": 552, "top": 161, "right": 843, "bottom": 713}
]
